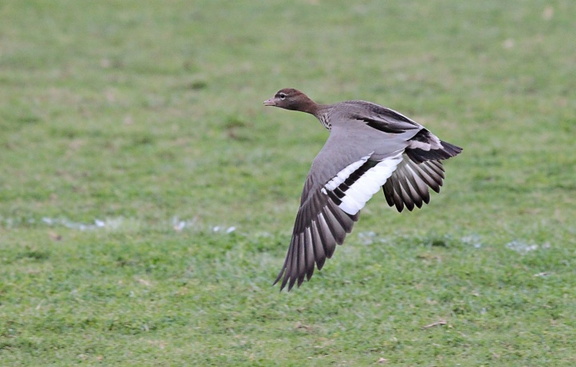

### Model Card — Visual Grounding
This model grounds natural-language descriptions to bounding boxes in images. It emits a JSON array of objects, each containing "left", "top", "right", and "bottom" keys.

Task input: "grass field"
[{"left": 1, "top": 0, "right": 575, "bottom": 365}]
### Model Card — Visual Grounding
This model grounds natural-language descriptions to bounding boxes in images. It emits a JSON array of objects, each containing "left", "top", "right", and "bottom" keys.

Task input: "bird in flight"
[{"left": 264, "top": 88, "right": 462, "bottom": 291}]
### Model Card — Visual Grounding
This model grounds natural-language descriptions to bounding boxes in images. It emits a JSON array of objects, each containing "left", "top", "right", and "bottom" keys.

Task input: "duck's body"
[{"left": 264, "top": 88, "right": 462, "bottom": 291}]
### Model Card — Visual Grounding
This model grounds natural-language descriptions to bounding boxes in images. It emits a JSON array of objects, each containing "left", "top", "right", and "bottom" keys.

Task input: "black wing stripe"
[
  {"left": 406, "top": 132, "right": 462, "bottom": 163},
  {"left": 326, "top": 190, "right": 342, "bottom": 205},
  {"left": 340, "top": 159, "right": 379, "bottom": 189}
]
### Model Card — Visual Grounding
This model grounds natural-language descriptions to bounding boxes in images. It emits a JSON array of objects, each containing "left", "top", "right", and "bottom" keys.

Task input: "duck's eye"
[{"left": 278, "top": 93, "right": 287, "bottom": 100}]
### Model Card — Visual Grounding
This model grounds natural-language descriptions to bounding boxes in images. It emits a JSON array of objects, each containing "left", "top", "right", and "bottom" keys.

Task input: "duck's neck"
[{"left": 298, "top": 97, "right": 328, "bottom": 118}]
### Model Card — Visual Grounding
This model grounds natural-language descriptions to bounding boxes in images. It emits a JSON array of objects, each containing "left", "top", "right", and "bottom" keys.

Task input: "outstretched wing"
[
  {"left": 273, "top": 180, "right": 357, "bottom": 291},
  {"left": 383, "top": 157, "right": 445, "bottom": 212},
  {"left": 274, "top": 149, "right": 403, "bottom": 291},
  {"left": 383, "top": 129, "right": 463, "bottom": 212},
  {"left": 274, "top": 104, "right": 462, "bottom": 290}
]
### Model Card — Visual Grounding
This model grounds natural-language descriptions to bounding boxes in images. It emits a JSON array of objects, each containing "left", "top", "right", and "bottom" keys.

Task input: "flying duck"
[{"left": 264, "top": 88, "right": 462, "bottom": 290}]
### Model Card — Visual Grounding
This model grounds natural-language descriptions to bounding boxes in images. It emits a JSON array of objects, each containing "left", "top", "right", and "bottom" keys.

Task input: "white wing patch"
[
  {"left": 324, "top": 154, "right": 371, "bottom": 191},
  {"left": 321, "top": 152, "right": 403, "bottom": 215}
]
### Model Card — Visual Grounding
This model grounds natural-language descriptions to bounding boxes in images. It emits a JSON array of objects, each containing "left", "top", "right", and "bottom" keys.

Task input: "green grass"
[{"left": 1, "top": 0, "right": 575, "bottom": 365}]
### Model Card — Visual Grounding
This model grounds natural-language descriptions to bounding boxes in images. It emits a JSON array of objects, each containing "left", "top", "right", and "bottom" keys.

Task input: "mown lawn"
[{"left": 1, "top": 1, "right": 575, "bottom": 366}]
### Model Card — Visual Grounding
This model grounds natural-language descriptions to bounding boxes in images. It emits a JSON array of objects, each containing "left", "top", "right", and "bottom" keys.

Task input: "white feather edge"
[
  {"left": 321, "top": 152, "right": 403, "bottom": 215},
  {"left": 407, "top": 133, "right": 442, "bottom": 151}
]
